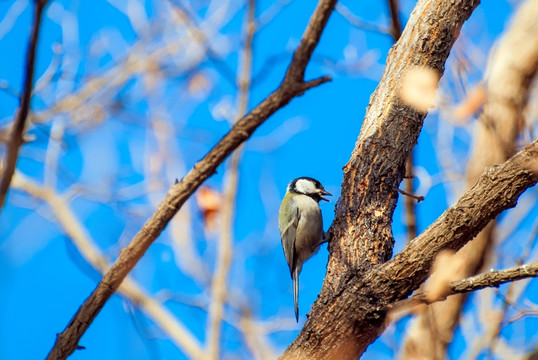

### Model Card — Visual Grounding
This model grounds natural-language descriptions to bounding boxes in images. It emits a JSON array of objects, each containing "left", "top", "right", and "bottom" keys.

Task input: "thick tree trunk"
[{"left": 281, "top": 0, "right": 482, "bottom": 358}]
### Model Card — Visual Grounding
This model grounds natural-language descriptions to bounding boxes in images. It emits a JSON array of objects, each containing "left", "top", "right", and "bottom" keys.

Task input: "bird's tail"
[{"left": 293, "top": 267, "right": 299, "bottom": 322}]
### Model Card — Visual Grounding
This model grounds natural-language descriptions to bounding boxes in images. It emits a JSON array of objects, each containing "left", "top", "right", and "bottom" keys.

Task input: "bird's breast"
[{"left": 293, "top": 195, "right": 323, "bottom": 270}]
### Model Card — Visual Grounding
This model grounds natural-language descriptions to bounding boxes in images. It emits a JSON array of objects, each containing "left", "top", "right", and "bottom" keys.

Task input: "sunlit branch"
[
  {"left": 389, "top": 262, "right": 538, "bottom": 317},
  {"left": 46, "top": 0, "right": 335, "bottom": 358},
  {"left": 206, "top": 0, "right": 256, "bottom": 359},
  {"left": 401, "top": 1, "right": 538, "bottom": 357}
]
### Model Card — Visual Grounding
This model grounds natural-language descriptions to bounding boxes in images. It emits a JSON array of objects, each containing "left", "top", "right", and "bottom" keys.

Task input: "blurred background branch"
[
  {"left": 0, "top": 0, "right": 49, "bottom": 209},
  {"left": 400, "top": 1, "right": 538, "bottom": 357}
]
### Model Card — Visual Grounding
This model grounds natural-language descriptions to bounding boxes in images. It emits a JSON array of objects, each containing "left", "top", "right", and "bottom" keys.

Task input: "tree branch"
[
  {"left": 384, "top": 138, "right": 538, "bottom": 289},
  {"left": 0, "top": 0, "right": 49, "bottom": 210},
  {"left": 450, "top": 262, "right": 538, "bottom": 295},
  {"left": 393, "top": 262, "right": 538, "bottom": 310},
  {"left": 45, "top": 0, "right": 336, "bottom": 359},
  {"left": 401, "top": 0, "right": 538, "bottom": 356},
  {"left": 206, "top": 1, "right": 256, "bottom": 358},
  {"left": 386, "top": 0, "right": 402, "bottom": 41},
  {"left": 285, "top": 137, "right": 537, "bottom": 359},
  {"left": 335, "top": 3, "right": 391, "bottom": 36},
  {"left": 281, "top": 0, "right": 538, "bottom": 357},
  {"left": 282, "top": 136, "right": 538, "bottom": 359}
]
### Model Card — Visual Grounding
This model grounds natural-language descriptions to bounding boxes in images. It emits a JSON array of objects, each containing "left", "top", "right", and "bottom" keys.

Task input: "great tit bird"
[{"left": 278, "top": 177, "right": 331, "bottom": 321}]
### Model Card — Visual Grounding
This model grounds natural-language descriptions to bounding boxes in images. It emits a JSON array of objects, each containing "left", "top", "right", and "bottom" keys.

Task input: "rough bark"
[
  {"left": 282, "top": 0, "right": 490, "bottom": 358},
  {"left": 283, "top": 137, "right": 537, "bottom": 359},
  {"left": 449, "top": 262, "right": 538, "bottom": 295},
  {"left": 401, "top": 1, "right": 538, "bottom": 358},
  {"left": 393, "top": 261, "right": 538, "bottom": 308}
]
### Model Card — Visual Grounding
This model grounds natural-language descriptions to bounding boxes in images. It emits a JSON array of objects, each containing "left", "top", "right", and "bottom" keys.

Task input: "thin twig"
[
  {"left": 397, "top": 187, "right": 424, "bottom": 202},
  {"left": 32, "top": 5, "right": 231, "bottom": 126},
  {"left": 206, "top": 1, "right": 255, "bottom": 358},
  {"left": 391, "top": 262, "right": 538, "bottom": 311},
  {"left": 404, "top": 156, "right": 418, "bottom": 239},
  {"left": 386, "top": 0, "right": 402, "bottom": 41},
  {"left": 450, "top": 263, "right": 538, "bottom": 296},
  {"left": 0, "top": 0, "right": 49, "bottom": 210},
  {"left": 256, "top": 0, "right": 292, "bottom": 27},
  {"left": 238, "top": 310, "right": 278, "bottom": 360},
  {"left": 335, "top": 3, "right": 391, "bottom": 36},
  {"left": 46, "top": 0, "right": 335, "bottom": 358}
]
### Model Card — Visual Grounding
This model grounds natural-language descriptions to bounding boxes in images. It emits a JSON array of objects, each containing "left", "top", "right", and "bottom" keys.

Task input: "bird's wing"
[{"left": 280, "top": 197, "right": 300, "bottom": 276}]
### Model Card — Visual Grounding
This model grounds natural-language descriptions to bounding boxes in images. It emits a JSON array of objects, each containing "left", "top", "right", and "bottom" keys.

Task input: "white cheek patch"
[{"left": 295, "top": 179, "right": 317, "bottom": 194}]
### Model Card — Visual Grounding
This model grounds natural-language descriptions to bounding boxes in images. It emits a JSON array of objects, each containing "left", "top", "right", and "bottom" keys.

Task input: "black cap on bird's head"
[{"left": 288, "top": 177, "right": 332, "bottom": 202}]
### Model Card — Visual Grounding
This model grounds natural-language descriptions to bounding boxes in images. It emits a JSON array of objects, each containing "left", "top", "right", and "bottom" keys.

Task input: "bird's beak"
[{"left": 320, "top": 190, "right": 332, "bottom": 202}]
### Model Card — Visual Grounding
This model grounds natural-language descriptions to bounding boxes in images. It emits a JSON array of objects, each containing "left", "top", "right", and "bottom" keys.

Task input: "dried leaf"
[{"left": 195, "top": 186, "right": 221, "bottom": 231}]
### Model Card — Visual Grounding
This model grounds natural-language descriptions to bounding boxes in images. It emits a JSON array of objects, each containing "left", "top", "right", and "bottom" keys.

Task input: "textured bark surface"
[
  {"left": 401, "top": 1, "right": 538, "bottom": 357},
  {"left": 281, "top": 1, "right": 483, "bottom": 359},
  {"left": 449, "top": 262, "right": 538, "bottom": 294},
  {"left": 392, "top": 261, "right": 538, "bottom": 309},
  {"left": 282, "top": 136, "right": 538, "bottom": 359},
  {"left": 282, "top": 137, "right": 537, "bottom": 359}
]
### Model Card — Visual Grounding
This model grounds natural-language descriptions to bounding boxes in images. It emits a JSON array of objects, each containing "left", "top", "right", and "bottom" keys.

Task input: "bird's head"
[{"left": 288, "top": 177, "right": 331, "bottom": 202}]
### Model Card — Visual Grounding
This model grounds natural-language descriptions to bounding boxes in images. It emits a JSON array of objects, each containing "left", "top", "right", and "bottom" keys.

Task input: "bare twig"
[
  {"left": 238, "top": 310, "right": 278, "bottom": 360},
  {"left": 449, "top": 262, "right": 538, "bottom": 295},
  {"left": 0, "top": 0, "right": 49, "bottom": 210},
  {"left": 404, "top": 156, "right": 418, "bottom": 240},
  {"left": 32, "top": 4, "right": 232, "bottom": 127},
  {"left": 206, "top": 1, "right": 256, "bottom": 358},
  {"left": 257, "top": 0, "right": 292, "bottom": 27},
  {"left": 335, "top": 3, "right": 391, "bottom": 36},
  {"left": 46, "top": 0, "right": 336, "bottom": 358},
  {"left": 391, "top": 262, "right": 538, "bottom": 311},
  {"left": 386, "top": 0, "right": 402, "bottom": 41},
  {"left": 397, "top": 187, "right": 424, "bottom": 202}
]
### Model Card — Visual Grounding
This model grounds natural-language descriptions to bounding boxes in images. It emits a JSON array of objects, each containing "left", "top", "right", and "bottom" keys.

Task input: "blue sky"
[{"left": 1, "top": 0, "right": 536, "bottom": 359}]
